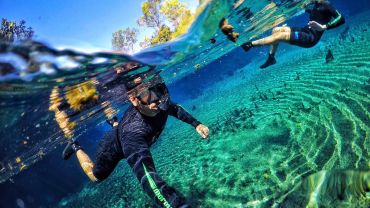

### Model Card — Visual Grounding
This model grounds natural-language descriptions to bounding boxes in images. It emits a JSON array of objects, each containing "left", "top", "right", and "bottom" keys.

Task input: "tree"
[
  {"left": 139, "top": 36, "right": 151, "bottom": 49},
  {"left": 170, "top": 8, "right": 194, "bottom": 39},
  {"left": 150, "top": 25, "right": 172, "bottom": 45},
  {"left": 117, "top": 0, "right": 196, "bottom": 50},
  {"left": 198, "top": 0, "right": 207, "bottom": 5},
  {"left": 159, "top": 0, "right": 194, "bottom": 41},
  {"left": 137, "top": 0, "right": 162, "bottom": 32},
  {"left": 111, "top": 27, "right": 138, "bottom": 54},
  {"left": 160, "top": 0, "right": 188, "bottom": 28},
  {"left": 0, "top": 18, "right": 34, "bottom": 43}
]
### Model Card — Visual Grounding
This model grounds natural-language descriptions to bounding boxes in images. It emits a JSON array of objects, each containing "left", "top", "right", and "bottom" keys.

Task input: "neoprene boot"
[
  {"left": 241, "top": 41, "right": 253, "bottom": 52},
  {"left": 260, "top": 54, "right": 276, "bottom": 69},
  {"left": 106, "top": 116, "right": 118, "bottom": 127},
  {"left": 62, "top": 140, "right": 82, "bottom": 160}
]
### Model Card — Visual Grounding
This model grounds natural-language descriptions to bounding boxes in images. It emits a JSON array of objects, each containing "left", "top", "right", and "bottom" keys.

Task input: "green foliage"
[
  {"left": 141, "top": 0, "right": 195, "bottom": 46},
  {"left": 111, "top": 27, "right": 138, "bottom": 53},
  {"left": 139, "top": 36, "right": 152, "bottom": 49},
  {"left": 198, "top": 0, "right": 207, "bottom": 5},
  {"left": 160, "top": 0, "right": 187, "bottom": 28},
  {"left": 113, "top": 0, "right": 197, "bottom": 50},
  {"left": 0, "top": 18, "right": 34, "bottom": 43},
  {"left": 137, "top": 0, "right": 162, "bottom": 31},
  {"left": 171, "top": 9, "right": 194, "bottom": 39},
  {"left": 160, "top": 0, "right": 194, "bottom": 40},
  {"left": 150, "top": 25, "right": 172, "bottom": 45}
]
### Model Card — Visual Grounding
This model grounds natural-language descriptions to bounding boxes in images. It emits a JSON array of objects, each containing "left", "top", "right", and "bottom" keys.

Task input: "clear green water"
[
  {"left": 0, "top": 0, "right": 369, "bottom": 207},
  {"left": 60, "top": 9, "right": 370, "bottom": 208}
]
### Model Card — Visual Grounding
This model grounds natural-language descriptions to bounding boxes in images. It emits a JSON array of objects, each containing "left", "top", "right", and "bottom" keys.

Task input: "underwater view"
[{"left": 0, "top": 0, "right": 369, "bottom": 207}]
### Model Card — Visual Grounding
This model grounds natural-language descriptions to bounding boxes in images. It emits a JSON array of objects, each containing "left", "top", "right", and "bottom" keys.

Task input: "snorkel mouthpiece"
[{"left": 157, "top": 97, "right": 170, "bottom": 111}]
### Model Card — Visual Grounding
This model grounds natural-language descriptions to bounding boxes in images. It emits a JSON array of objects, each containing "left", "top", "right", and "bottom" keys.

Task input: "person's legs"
[
  {"left": 122, "top": 133, "right": 188, "bottom": 208},
  {"left": 63, "top": 127, "right": 124, "bottom": 182},
  {"left": 241, "top": 26, "right": 291, "bottom": 53},
  {"left": 253, "top": 26, "right": 291, "bottom": 46},
  {"left": 63, "top": 141, "right": 99, "bottom": 182},
  {"left": 241, "top": 26, "right": 292, "bottom": 68},
  {"left": 91, "top": 128, "right": 124, "bottom": 181},
  {"left": 269, "top": 27, "right": 291, "bottom": 55},
  {"left": 75, "top": 149, "right": 98, "bottom": 182}
]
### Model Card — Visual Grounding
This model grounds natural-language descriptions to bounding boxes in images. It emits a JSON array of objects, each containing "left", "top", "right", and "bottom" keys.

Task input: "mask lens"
[{"left": 136, "top": 89, "right": 150, "bottom": 104}]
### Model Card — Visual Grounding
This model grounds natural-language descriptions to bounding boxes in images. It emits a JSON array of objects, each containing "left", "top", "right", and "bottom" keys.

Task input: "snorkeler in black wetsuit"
[
  {"left": 241, "top": 0, "right": 345, "bottom": 68},
  {"left": 62, "top": 70, "right": 209, "bottom": 208}
]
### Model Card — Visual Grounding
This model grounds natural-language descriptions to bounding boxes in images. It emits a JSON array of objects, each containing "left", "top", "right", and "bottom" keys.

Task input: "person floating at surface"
[
  {"left": 241, "top": 0, "right": 345, "bottom": 68},
  {"left": 219, "top": 18, "right": 240, "bottom": 42},
  {"left": 62, "top": 70, "right": 209, "bottom": 208}
]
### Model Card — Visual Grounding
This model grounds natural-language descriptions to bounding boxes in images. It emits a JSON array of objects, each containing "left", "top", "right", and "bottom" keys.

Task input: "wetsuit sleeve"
[
  {"left": 326, "top": 4, "right": 345, "bottom": 29},
  {"left": 167, "top": 102, "right": 201, "bottom": 128},
  {"left": 304, "top": 2, "right": 315, "bottom": 14}
]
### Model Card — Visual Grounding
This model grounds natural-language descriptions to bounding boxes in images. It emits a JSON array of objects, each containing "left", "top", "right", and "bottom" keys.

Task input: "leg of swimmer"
[
  {"left": 242, "top": 32, "right": 284, "bottom": 52},
  {"left": 62, "top": 141, "right": 98, "bottom": 182},
  {"left": 270, "top": 43, "right": 278, "bottom": 55},
  {"left": 259, "top": 43, "right": 278, "bottom": 69},
  {"left": 90, "top": 128, "right": 124, "bottom": 182},
  {"left": 272, "top": 26, "right": 291, "bottom": 34},
  {"left": 124, "top": 140, "right": 188, "bottom": 207},
  {"left": 242, "top": 26, "right": 291, "bottom": 52},
  {"left": 252, "top": 31, "right": 290, "bottom": 46},
  {"left": 76, "top": 149, "right": 98, "bottom": 182},
  {"left": 258, "top": 32, "right": 291, "bottom": 69}
]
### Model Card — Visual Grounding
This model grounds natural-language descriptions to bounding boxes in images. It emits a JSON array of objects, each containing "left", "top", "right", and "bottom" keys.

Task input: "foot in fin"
[
  {"left": 260, "top": 54, "right": 276, "bottom": 69},
  {"left": 62, "top": 141, "right": 82, "bottom": 160},
  {"left": 241, "top": 41, "right": 254, "bottom": 52},
  {"left": 106, "top": 116, "right": 118, "bottom": 127}
]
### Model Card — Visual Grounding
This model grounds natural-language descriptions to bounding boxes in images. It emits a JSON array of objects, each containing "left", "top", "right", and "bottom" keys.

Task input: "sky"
[{"left": 0, "top": 0, "right": 199, "bottom": 53}]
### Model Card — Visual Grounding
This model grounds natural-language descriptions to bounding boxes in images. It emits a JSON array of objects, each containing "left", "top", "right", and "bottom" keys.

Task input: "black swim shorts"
[{"left": 289, "top": 26, "right": 322, "bottom": 48}]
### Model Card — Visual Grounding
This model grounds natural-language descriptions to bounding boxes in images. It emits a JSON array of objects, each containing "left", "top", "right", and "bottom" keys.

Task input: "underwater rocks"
[
  {"left": 294, "top": 72, "right": 301, "bottom": 81},
  {"left": 325, "top": 49, "right": 334, "bottom": 63},
  {"left": 211, "top": 107, "right": 256, "bottom": 135},
  {"left": 251, "top": 85, "right": 270, "bottom": 102},
  {"left": 300, "top": 101, "right": 312, "bottom": 112},
  {"left": 339, "top": 26, "right": 350, "bottom": 40},
  {"left": 192, "top": 105, "right": 196, "bottom": 111}
]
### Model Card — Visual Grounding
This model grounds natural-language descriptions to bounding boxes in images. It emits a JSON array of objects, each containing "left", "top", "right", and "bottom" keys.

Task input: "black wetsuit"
[
  {"left": 92, "top": 101, "right": 200, "bottom": 207},
  {"left": 290, "top": 2, "right": 345, "bottom": 48}
]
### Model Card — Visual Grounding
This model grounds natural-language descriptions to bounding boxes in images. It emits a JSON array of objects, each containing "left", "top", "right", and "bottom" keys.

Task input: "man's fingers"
[
  {"left": 148, "top": 103, "right": 158, "bottom": 110},
  {"left": 197, "top": 129, "right": 205, "bottom": 138},
  {"left": 201, "top": 128, "right": 209, "bottom": 139},
  {"left": 203, "top": 130, "right": 207, "bottom": 137},
  {"left": 196, "top": 125, "right": 209, "bottom": 139},
  {"left": 202, "top": 132, "right": 207, "bottom": 139}
]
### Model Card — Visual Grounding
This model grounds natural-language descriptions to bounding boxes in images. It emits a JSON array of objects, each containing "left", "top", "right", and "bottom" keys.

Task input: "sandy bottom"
[{"left": 59, "top": 11, "right": 369, "bottom": 208}]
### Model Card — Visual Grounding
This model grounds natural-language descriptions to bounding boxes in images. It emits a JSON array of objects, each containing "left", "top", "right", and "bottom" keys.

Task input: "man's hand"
[
  {"left": 196, "top": 124, "right": 209, "bottom": 139},
  {"left": 129, "top": 95, "right": 140, "bottom": 107},
  {"left": 133, "top": 77, "right": 142, "bottom": 85},
  {"left": 148, "top": 103, "right": 158, "bottom": 110},
  {"left": 308, "top": 21, "right": 327, "bottom": 31}
]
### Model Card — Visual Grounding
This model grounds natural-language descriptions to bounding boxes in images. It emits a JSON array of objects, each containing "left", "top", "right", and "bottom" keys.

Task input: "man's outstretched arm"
[
  {"left": 168, "top": 102, "right": 200, "bottom": 127},
  {"left": 167, "top": 102, "right": 209, "bottom": 139}
]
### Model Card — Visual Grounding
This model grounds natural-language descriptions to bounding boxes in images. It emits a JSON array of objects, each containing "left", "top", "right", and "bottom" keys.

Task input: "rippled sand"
[{"left": 59, "top": 11, "right": 369, "bottom": 208}]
